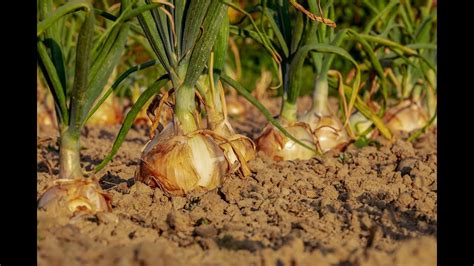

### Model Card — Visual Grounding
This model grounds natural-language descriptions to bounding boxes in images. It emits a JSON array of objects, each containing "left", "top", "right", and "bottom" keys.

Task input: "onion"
[
  {"left": 87, "top": 96, "right": 122, "bottom": 126},
  {"left": 256, "top": 122, "right": 316, "bottom": 161},
  {"left": 38, "top": 179, "right": 111, "bottom": 216},
  {"left": 137, "top": 122, "right": 229, "bottom": 196},
  {"left": 385, "top": 100, "right": 428, "bottom": 133},
  {"left": 300, "top": 111, "right": 349, "bottom": 153}
]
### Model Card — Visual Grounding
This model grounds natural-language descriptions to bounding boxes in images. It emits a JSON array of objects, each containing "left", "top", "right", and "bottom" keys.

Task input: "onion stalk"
[
  {"left": 37, "top": 0, "right": 157, "bottom": 216},
  {"left": 132, "top": 0, "right": 255, "bottom": 195},
  {"left": 253, "top": 0, "right": 356, "bottom": 158}
]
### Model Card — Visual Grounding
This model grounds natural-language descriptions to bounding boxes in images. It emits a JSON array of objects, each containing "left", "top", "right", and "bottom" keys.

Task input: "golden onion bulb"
[
  {"left": 385, "top": 100, "right": 428, "bottom": 133},
  {"left": 256, "top": 123, "right": 316, "bottom": 161},
  {"left": 38, "top": 179, "right": 111, "bottom": 215},
  {"left": 87, "top": 96, "right": 122, "bottom": 126},
  {"left": 137, "top": 124, "right": 229, "bottom": 196},
  {"left": 300, "top": 112, "right": 349, "bottom": 153}
]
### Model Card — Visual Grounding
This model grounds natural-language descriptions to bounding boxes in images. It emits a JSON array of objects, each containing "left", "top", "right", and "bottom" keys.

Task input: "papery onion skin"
[
  {"left": 38, "top": 179, "right": 111, "bottom": 215},
  {"left": 137, "top": 131, "right": 229, "bottom": 196},
  {"left": 212, "top": 120, "right": 256, "bottom": 165},
  {"left": 301, "top": 113, "right": 350, "bottom": 153},
  {"left": 256, "top": 123, "right": 316, "bottom": 161},
  {"left": 385, "top": 100, "right": 428, "bottom": 133},
  {"left": 224, "top": 137, "right": 255, "bottom": 166},
  {"left": 87, "top": 97, "right": 123, "bottom": 126}
]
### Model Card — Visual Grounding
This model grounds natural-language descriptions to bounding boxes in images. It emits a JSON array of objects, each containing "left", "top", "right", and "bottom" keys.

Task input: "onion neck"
[
  {"left": 412, "top": 84, "right": 422, "bottom": 103},
  {"left": 425, "top": 69, "right": 437, "bottom": 119},
  {"left": 175, "top": 84, "right": 198, "bottom": 134},
  {"left": 207, "top": 110, "right": 225, "bottom": 131},
  {"left": 426, "top": 84, "right": 436, "bottom": 119},
  {"left": 402, "top": 72, "right": 413, "bottom": 99},
  {"left": 59, "top": 127, "right": 82, "bottom": 179},
  {"left": 202, "top": 75, "right": 225, "bottom": 130},
  {"left": 280, "top": 100, "right": 297, "bottom": 123},
  {"left": 311, "top": 75, "right": 330, "bottom": 115}
]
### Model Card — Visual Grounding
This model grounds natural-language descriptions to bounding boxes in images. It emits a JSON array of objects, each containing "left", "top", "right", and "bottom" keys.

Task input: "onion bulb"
[
  {"left": 87, "top": 96, "right": 122, "bottom": 126},
  {"left": 385, "top": 100, "right": 428, "bottom": 133},
  {"left": 256, "top": 122, "right": 316, "bottom": 161},
  {"left": 87, "top": 67, "right": 123, "bottom": 126},
  {"left": 137, "top": 122, "right": 229, "bottom": 196},
  {"left": 300, "top": 111, "right": 349, "bottom": 153},
  {"left": 38, "top": 179, "right": 111, "bottom": 216}
]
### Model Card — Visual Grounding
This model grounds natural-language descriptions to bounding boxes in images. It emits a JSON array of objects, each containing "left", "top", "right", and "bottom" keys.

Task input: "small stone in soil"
[
  {"left": 194, "top": 224, "right": 218, "bottom": 238},
  {"left": 397, "top": 157, "right": 418, "bottom": 175}
]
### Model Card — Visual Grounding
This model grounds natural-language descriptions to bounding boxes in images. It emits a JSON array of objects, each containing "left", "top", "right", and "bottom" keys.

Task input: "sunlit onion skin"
[
  {"left": 211, "top": 120, "right": 256, "bottom": 176},
  {"left": 385, "top": 100, "right": 428, "bottom": 133},
  {"left": 300, "top": 111, "right": 350, "bottom": 153},
  {"left": 137, "top": 123, "right": 229, "bottom": 196},
  {"left": 87, "top": 96, "right": 123, "bottom": 126},
  {"left": 38, "top": 179, "right": 111, "bottom": 216},
  {"left": 213, "top": 120, "right": 255, "bottom": 161},
  {"left": 256, "top": 122, "right": 316, "bottom": 161}
]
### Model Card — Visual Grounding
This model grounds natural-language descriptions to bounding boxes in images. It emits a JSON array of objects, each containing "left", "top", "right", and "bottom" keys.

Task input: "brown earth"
[{"left": 37, "top": 96, "right": 437, "bottom": 266}]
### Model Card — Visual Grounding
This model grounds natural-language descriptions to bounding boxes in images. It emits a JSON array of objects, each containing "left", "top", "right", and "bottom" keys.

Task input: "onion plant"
[
  {"left": 231, "top": 0, "right": 361, "bottom": 160},
  {"left": 93, "top": 0, "right": 258, "bottom": 196},
  {"left": 37, "top": 0, "right": 163, "bottom": 215},
  {"left": 345, "top": 0, "right": 437, "bottom": 137},
  {"left": 295, "top": 0, "right": 360, "bottom": 153}
]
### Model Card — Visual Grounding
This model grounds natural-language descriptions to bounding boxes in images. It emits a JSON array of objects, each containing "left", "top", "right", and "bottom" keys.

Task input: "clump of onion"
[
  {"left": 136, "top": 121, "right": 229, "bottom": 196},
  {"left": 385, "top": 99, "right": 428, "bottom": 133},
  {"left": 38, "top": 179, "right": 111, "bottom": 216}
]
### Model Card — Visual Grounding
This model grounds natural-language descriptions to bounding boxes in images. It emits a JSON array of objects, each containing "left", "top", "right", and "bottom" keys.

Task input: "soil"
[{"left": 37, "top": 96, "right": 437, "bottom": 266}]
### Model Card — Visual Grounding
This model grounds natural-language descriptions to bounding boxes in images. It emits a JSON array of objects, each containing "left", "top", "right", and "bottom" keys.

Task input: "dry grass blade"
[
  {"left": 289, "top": 0, "right": 336, "bottom": 28},
  {"left": 228, "top": 38, "right": 241, "bottom": 80},
  {"left": 328, "top": 70, "right": 354, "bottom": 139},
  {"left": 147, "top": 89, "right": 174, "bottom": 139}
]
